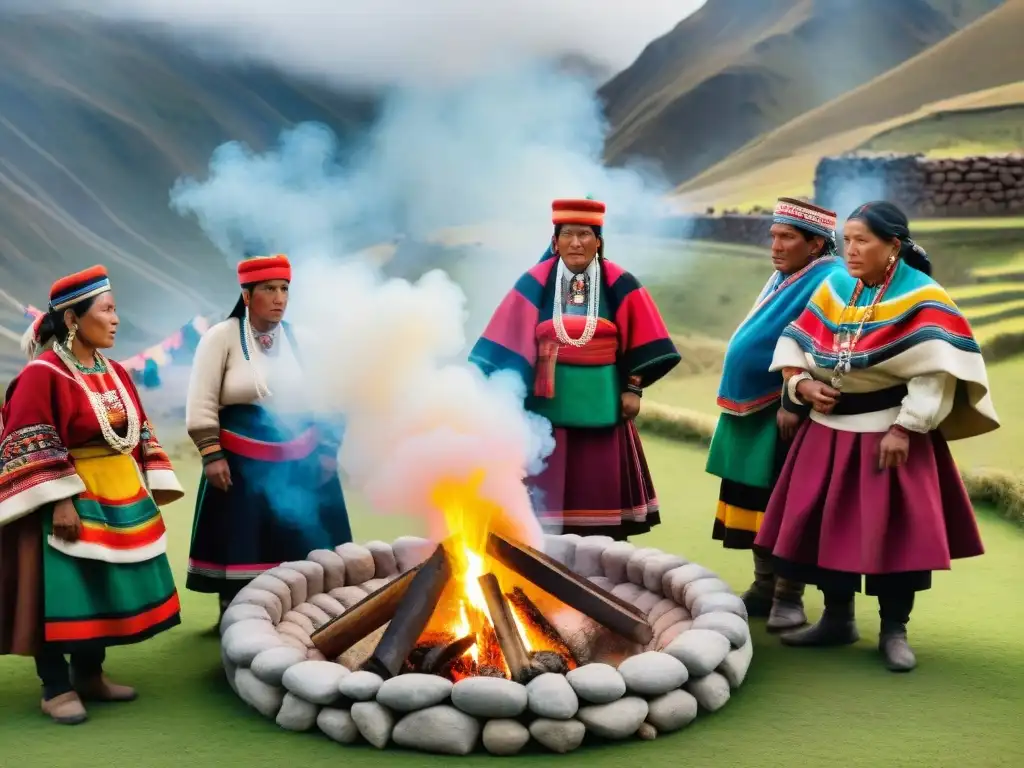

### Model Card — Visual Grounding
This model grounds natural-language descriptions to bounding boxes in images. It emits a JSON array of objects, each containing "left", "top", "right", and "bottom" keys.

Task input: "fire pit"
[{"left": 220, "top": 533, "right": 753, "bottom": 755}]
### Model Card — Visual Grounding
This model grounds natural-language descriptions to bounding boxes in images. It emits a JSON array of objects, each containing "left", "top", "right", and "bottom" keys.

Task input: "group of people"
[
  {"left": 706, "top": 197, "right": 998, "bottom": 672},
  {"left": 0, "top": 195, "right": 997, "bottom": 727}
]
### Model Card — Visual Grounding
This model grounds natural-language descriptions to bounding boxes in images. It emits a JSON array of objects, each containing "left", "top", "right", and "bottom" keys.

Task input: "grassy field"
[
  {"left": 860, "top": 104, "right": 1024, "bottom": 157},
  {"left": 638, "top": 222, "right": 1024, "bottom": 365},
  {"left": 649, "top": 349, "right": 1024, "bottom": 473},
  {"left": 0, "top": 439, "right": 1021, "bottom": 768}
]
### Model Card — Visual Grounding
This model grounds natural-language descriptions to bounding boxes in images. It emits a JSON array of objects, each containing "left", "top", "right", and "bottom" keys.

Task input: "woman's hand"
[
  {"left": 52, "top": 498, "right": 81, "bottom": 542},
  {"left": 878, "top": 426, "right": 910, "bottom": 470},
  {"left": 204, "top": 458, "right": 232, "bottom": 492},
  {"left": 795, "top": 379, "right": 840, "bottom": 414},
  {"left": 621, "top": 392, "right": 641, "bottom": 421},
  {"left": 776, "top": 407, "right": 802, "bottom": 441}
]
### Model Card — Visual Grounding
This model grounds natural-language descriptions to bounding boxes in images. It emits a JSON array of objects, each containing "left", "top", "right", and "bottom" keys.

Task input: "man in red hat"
[{"left": 470, "top": 199, "right": 680, "bottom": 539}]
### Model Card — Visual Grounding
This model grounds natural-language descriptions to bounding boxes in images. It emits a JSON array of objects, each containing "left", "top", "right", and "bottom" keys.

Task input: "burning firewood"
[
  {"left": 362, "top": 544, "right": 453, "bottom": 679},
  {"left": 422, "top": 634, "right": 477, "bottom": 675},
  {"left": 478, "top": 573, "right": 532, "bottom": 683},
  {"left": 506, "top": 586, "right": 578, "bottom": 668},
  {"left": 487, "top": 533, "right": 653, "bottom": 646},
  {"left": 310, "top": 564, "right": 423, "bottom": 659}
]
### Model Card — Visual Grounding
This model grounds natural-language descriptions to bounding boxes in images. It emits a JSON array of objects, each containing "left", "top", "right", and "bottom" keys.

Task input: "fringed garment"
[
  {"left": 0, "top": 350, "right": 183, "bottom": 656},
  {"left": 470, "top": 250, "right": 680, "bottom": 537},
  {"left": 707, "top": 256, "right": 843, "bottom": 548},
  {"left": 754, "top": 260, "right": 999, "bottom": 594}
]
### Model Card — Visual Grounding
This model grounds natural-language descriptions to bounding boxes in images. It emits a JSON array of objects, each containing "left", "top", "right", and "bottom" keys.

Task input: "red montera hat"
[
  {"left": 237, "top": 254, "right": 291, "bottom": 286},
  {"left": 552, "top": 199, "right": 606, "bottom": 227},
  {"left": 49, "top": 265, "right": 111, "bottom": 312}
]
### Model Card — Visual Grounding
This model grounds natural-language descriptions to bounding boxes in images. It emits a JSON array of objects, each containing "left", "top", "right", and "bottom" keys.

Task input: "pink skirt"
[
  {"left": 531, "top": 420, "right": 659, "bottom": 539},
  {"left": 754, "top": 420, "right": 983, "bottom": 590}
]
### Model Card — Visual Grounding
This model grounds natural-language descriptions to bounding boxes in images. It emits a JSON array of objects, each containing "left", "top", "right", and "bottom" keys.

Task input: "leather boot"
[
  {"left": 780, "top": 591, "right": 859, "bottom": 647},
  {"left": 879, "top": 621, "right": 917, "bottom": 672},
  {"left": 741, "top": 551, "right": 775, "bottom": 618},
  {"left": 41, "top": 691, "right": 88, "bottom": 725},
  {"left": 878, "top": 590, "right": 917, "bottom": 672},
  {"left": 767, "top": 578, "right": 807, "bottom": 633},
  {"left": 73, "top": 674, "right": 138, "bottom": 702}
]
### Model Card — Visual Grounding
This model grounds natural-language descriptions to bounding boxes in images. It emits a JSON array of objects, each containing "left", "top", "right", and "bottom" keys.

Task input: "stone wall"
[
  {"left": 815, "top": 152, "right": 1024, "bottom": 218},
  {"left": 663, "top": 214, "right": 770, "bottom": 247}
]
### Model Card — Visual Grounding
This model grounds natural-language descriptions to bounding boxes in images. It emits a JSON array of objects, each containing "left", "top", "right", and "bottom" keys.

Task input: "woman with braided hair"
[{"left": 754, "top": 201, "right": 999, "bottom": 672}]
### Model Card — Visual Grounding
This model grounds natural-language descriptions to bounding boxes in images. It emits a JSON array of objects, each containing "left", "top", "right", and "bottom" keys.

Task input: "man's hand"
[{"left": 777, "top": 407, "right": 801, "bottom": 441}]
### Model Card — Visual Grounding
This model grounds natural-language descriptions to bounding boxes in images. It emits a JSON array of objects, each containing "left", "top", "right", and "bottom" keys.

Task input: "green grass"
[
  {"left": 645, "top": 354, "right": 1024, "bottom": 473},
  {"left": 1, "top": 440, "right": 1021, "bottom": 767},
  {"left": 949, "top": 281, "right": 1024, "bottom": 301},
  {"left": 974, "top": 315, "right": 1024, "bottom": 346},
  {"left": 965, "top": 298, "right": 1024, "bottom": 324},
  {"left": 859, "top": 104, "right": 1024, "bottom": 158}
]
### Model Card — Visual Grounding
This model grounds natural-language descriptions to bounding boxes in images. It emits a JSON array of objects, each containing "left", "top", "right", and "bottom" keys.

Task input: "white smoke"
[
  {"left": 153, "top": 8, "right": 693, "bottom": 540},
  {"left": 14, "top": 0, "right": 706, "bottom": 87},
  {"left": 171, "top": 63, "right": 678, "bottom": 335}
]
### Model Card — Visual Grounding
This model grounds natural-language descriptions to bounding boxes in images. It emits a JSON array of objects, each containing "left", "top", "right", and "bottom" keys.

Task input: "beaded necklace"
[
  {"left": 830, "top": 259, "right": 897, "bottom": 390},
  {"left": 52, "top": 341, "right": 141, "bottom": 454},
  {"left": 553, "top": 256, "right": 600, "bottom": 347},
  {"left": 240, "top": 307, "right": 273, "bottom": 400}
]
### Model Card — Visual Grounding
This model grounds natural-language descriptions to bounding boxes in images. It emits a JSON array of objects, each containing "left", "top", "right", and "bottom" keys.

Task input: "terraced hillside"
[{"left": 676, "top": 0, "right": 1024, "bottom": 210}]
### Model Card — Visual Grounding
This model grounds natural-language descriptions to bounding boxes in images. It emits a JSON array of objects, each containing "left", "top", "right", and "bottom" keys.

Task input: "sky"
[{"left": 18, "top": 0, "right": 708, "bottom": 86}]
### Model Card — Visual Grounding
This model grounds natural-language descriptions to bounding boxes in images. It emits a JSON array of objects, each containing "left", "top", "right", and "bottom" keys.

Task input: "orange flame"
[{"left": 420, "top": 470, "right": 573, "bottom": 679}]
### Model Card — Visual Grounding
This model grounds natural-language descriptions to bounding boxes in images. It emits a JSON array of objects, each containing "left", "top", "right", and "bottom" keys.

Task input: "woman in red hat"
[
  {"left": 470, "top": 200, "right": 680, "bottom": 539},
  {"left": 184, "top": 254, "right": 352, "bottom": 625},
  {"left": 0, "top": 265, "right": 183, "bottom": 725}
]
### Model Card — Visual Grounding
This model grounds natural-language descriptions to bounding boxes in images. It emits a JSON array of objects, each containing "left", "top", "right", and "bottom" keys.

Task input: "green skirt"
[
  {"left": 706, "top": 409, "right": 786, "bottom": 550},
  {"left": 42, "top": 446, "right": 180, "bottom": 652}
]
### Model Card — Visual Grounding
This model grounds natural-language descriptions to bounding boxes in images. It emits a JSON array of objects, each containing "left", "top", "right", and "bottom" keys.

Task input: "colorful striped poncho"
[
  {"left": 716, "top": 255, "right": 844, "bottom": 416},
  {"left": 470, "top": 249, "right": 680, "bottom": 399},
  {"left": 773, "top": 259, "right": 1000, "bottom": 441}
]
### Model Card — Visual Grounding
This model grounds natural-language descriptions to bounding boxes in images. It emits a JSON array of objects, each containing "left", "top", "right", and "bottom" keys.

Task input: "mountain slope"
[
  {"left": 0, "top": 13, "right": 377, "bottom": 377},
  {"left": 676, "top": 0, "right": 1024, "bottom": 207},
  {"left": 600, "top": 0, "right": 1004, "bottom": 185}
]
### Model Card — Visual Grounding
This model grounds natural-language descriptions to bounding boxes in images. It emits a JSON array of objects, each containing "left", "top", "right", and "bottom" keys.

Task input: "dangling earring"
[{"left": 66, "top": 323, "right": 78, "bottom": 350}]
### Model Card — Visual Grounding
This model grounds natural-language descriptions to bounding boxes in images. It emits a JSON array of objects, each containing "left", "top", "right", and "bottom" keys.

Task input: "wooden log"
[
  {"left": 423, "top": 634, "right": 477, "bottom": 675},
  {"left": 506, "top": 586, "right": 578, "bottom": 667},
  {"left": 362, "top": 544, "right": 452, "bottom": 679},
  {"left": 487, "top": 533, "right": 653, "bottom": 646},
  {"left": 310, "top": 563, "right": 423, "bottom": 659},
  {"left": 479, "top": 572, "right": 531, "bottom": 683}
]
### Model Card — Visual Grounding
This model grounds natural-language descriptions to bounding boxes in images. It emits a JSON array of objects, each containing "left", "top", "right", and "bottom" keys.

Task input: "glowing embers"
[{"left": 310, "top": 473, "right": 650, "bottom": 683}]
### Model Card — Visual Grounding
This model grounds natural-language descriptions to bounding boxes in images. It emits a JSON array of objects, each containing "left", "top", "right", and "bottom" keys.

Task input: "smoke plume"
[
  {"left": 158, "top": 13, "right": 689, "bottom": 540},
  {"left": 15, "top": 0, "right": 705, "bottom": 87}
]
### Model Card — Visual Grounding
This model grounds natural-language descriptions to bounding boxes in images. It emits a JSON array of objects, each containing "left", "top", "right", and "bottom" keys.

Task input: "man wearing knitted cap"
[
  {"left": 470, "top": 199, "right": 680, "bottom": 539},
  {"left": 706, "top": 198, "right": 844, "bottom": 631},
  {"left": 184, "top": 254, "right": 353, "bottom": 626}
]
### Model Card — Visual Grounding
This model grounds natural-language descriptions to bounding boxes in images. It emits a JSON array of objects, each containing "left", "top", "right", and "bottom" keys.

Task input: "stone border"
[{"left": 220, "top": 535, "right": 753, "bottom": 755}]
